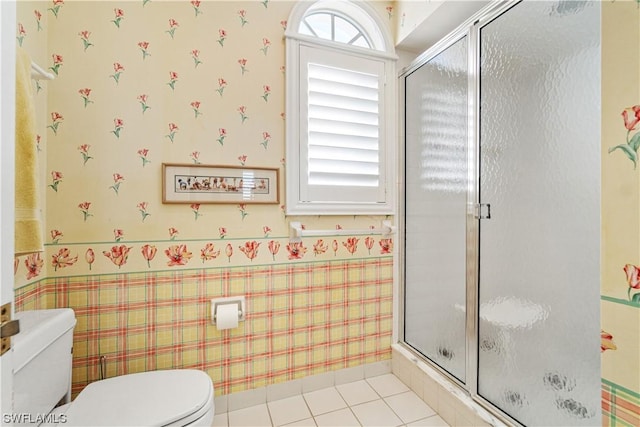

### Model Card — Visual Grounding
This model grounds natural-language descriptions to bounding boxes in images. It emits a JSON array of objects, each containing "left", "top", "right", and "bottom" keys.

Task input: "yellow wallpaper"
[
  {"left": 601, "top": 0, "right": 640, "bottom": 416},
  {"left": 602, "top": 1, "right": 640, "bottom": 300},
  {"left": 13, "top": 0, "right": 396, "bottom": 286}
]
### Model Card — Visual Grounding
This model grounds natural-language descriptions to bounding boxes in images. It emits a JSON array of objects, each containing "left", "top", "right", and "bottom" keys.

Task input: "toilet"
[{"left": 12, "top": 308, "right": 215, "bottom": 426}]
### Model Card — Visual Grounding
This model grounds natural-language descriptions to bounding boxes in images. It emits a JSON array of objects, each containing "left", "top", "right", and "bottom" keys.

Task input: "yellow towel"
[{"left": 15, "top": 47, "right": 43, "bottom": 255}]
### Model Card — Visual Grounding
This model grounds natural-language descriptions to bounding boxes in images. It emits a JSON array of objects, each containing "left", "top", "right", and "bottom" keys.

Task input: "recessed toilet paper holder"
[{"left": 211, "top": 296, "right": 246, "bottom": 324}]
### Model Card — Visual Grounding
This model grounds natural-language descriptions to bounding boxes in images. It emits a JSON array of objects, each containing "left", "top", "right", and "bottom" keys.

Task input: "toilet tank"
[{"left": 12, "top": 309, "right": 76, "bottom": 420}]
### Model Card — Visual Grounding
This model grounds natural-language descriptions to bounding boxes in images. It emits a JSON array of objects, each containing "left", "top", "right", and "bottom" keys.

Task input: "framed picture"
[{"left": 162, "top": 163, "right": 279, "bottom": 204}]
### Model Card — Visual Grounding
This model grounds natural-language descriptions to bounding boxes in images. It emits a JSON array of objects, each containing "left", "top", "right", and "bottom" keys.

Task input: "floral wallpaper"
[
  {"left": 600, "top": 2, "right": 640, "bottom": 425},
  {"left": 609, "top": 105, "right": 640, "bottom": 169},
  {"left": 14, "top": 0, "right": 396, "bottom": 287}
]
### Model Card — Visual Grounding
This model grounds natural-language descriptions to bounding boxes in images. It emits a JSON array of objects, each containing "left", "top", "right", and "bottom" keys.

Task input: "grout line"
[
  {"left": 265, "top": 401, "right": 275, "bottom": 427},
  {"left": 299, "top": 392, "right": 316, "bottom": 427},
  {"left": 347, "top": 404, "right": 365, "bottom": 427},
  {"left": 364, "top": 378, "right": 384, "bottom": 400}
]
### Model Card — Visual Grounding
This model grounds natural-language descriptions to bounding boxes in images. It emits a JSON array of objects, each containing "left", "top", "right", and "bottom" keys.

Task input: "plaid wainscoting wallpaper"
[
  {"left": 16, "top": 258, "right": 393, "bottom": 397},
  {"left": 602, "top": 379, "right": 640, "bottom": 427}
]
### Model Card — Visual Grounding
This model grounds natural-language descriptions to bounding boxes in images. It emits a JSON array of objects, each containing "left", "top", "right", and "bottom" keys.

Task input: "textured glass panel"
[
  {"left": 404, "top": 36, "right": 468, "bottom": 383},
  {"left": 478, "top": 1, "right": 601, "bottom": 425}
]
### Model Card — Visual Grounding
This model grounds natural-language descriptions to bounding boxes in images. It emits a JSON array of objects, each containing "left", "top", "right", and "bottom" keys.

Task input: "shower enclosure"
[{"left": 401, "top": 1, "right": 601, "bottom": 425}]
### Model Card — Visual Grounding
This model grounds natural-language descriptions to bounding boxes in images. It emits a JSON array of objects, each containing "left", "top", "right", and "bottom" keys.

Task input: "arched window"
[
  {"left": 285, "top": 0, "right": 397, "bottom": 215},
  {"left": 300, "top": 11, "right": 371, "bottom": 48}
]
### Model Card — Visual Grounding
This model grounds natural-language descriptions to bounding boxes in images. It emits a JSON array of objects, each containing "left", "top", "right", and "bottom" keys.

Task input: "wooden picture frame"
[{"left": 162, "top": 163, "right": 279, "bottom": 204}]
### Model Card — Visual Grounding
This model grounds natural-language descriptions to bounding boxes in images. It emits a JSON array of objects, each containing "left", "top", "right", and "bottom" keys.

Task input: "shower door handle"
[{"left": 475, "top": 203, "right": 491, "bottom": 220}]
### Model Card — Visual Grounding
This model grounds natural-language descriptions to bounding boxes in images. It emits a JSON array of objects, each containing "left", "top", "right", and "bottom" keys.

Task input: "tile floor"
[{"left": 212, "top": 374, "right": 450, "bottom": 427}]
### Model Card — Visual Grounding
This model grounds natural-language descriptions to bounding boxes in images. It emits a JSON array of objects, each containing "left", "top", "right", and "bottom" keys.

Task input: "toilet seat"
[{"left": 63, "top": 369, "right": 214, "bottom": 426}]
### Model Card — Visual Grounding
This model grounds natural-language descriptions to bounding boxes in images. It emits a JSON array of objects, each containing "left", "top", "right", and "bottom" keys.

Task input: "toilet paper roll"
[{"left": 215, "top": 304, "right": 239, "bottom": 331}]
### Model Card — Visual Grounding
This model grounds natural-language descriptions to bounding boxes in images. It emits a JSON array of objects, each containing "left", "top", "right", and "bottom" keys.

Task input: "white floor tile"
[
  {"left": 267, "top": 379, "right": 303, "bottom": 402},
  {"left": 218, "top": 373, "right": 454, "bottom": 427},
  {"left": 336, "top": 380, "right": 380, "bottom": 406},
  {"left": 215, "top": 395, "right": 229, "bottom": 414},
  {"left": 228, "top": 387, "right": 268, "bottom": 411},
  {"left": 282, "top": 418, "right": 317, "bottom": 427},
  {"left": 268, "top": 395, "right": 312, "bottom": 427},
  {"left": 385, "top": 391, "right": 437, "bottom": 424},
  {"left": 407, "top": 415, "right": 450, "bottom": 426},
  {"left": 366, "top": 374, "right": 410, "bottom": 397},
  {"left": 302, "top": 372, "right": 335, "bottom": 393},
  {"left": 228, "top": 404, "right": 272, "bottom": 427},
  {"left": 350, "top": 399, "right": 403, "bottom": 427},
  {"left": 303, "top": 387, "right": 348, "bottom": 416},
  {"left": 334, "top": 365, "right": 364, "bottom": 385},
  {"left": 314, "top": 408, "right": 361, "bottom": 427},
  {"left": 211, "top": 413, "right": 228, "bottom": 427},
  {"left": 364, "top": 360, "right": 392, "bottom": 378}
]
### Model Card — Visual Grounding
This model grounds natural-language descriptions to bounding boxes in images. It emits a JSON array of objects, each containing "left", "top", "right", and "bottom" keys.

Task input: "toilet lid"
[{"left": 64, "top": 369, "right": 213, "bottom": 426}]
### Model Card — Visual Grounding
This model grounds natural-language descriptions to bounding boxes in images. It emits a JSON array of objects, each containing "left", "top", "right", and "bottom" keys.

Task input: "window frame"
[
  {"left": 300, "top": 11, "right": 371, "bottom": 48},
  {"left": 285, "top": 0, "right": 397, "bottom": 215}
]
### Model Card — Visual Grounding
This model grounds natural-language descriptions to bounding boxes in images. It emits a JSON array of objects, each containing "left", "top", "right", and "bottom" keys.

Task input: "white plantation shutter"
[
  {"left": 299, "top": 45, "right": 386, "bottom": 204},
  {"left": 285, "top": 1, "right": 396, "bottom": 215},
  {"left": 307, "top": 64, "right": 379, "bottom": 186}
]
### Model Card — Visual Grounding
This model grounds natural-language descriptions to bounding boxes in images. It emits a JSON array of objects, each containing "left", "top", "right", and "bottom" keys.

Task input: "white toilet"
[{"left": 12, "top": 308, "right": 215, "bottom": 426}]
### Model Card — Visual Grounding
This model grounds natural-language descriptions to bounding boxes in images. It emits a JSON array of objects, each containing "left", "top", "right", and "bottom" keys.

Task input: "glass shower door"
[
  {"left": 477, "top": 1, "right": 601, "bottom": 425},
  {"left": 404, "top": 35, "right": 468, "bottom": 383}
]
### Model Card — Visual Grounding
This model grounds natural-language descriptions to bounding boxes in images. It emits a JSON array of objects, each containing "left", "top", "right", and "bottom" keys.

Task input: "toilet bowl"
[{"left": 12, "top": 308, "right": 214, "bottom": 426}]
